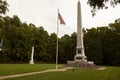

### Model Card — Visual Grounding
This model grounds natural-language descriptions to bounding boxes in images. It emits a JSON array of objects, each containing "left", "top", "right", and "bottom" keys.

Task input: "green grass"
[
  {"left": 5, "top": 66, "right": 120, "bottom": 80},
  {"left": 0, "top": 64, "right": 62, "bottom": 76}
]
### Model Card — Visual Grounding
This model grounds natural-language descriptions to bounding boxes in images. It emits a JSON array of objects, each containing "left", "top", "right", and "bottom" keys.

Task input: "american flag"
[{"left": 58, "top": 12, "right": 65, "bottom": 25}]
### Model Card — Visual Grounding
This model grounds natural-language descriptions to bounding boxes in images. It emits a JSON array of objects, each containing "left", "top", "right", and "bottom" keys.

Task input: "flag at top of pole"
[
  {"left": 56, "top": 9, "right": 66, "bottom": 70},
  {"left": 58, "top": 12, "right": 66, "bottom": 25}
]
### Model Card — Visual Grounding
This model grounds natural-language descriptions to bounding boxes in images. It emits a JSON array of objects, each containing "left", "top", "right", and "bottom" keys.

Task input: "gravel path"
[
  {"left": 0, "top": 67, "right": 72, "bottom": 80},
  {"left": 97, "top": 67, "right": 106, "bottom": 70}
]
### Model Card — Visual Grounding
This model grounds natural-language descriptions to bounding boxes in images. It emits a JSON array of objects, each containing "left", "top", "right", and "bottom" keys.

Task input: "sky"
[{"left": 6, "top": 0, "right": 120, "bottom": 37}]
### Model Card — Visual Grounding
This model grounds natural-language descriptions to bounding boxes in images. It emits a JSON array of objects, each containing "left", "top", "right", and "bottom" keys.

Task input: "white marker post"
[{"left": 29, "top": 46, "right": 34, "bottom": 64}]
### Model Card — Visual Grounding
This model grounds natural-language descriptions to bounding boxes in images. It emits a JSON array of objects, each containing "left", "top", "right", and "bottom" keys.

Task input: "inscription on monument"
[{"left": 78, "top": 49, "right": 81, "bottom": 54}]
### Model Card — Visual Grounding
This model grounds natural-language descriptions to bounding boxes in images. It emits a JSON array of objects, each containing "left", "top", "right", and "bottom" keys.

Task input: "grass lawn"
[
  {"left": 0, "top": 64, "right": 63, "bottom": 76},
  {"left": 5, "top": 66, "right": 120, "bottom": 80}
]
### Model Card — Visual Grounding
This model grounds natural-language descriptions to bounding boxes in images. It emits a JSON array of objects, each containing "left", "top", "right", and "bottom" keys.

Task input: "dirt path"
[
  {"left": 97, "top": 67, "right": 106, "bottom": 70},
  {"left": 0, "top": 67, "right": 72, "bottom": 80}
]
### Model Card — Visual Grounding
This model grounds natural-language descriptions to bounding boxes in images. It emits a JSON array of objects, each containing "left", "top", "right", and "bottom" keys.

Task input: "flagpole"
[{"left": 56, "top": 9, "right": 59, "bottom": 70}]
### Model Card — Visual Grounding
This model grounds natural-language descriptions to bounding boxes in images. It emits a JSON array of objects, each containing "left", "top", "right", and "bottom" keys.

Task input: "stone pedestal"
[{"left": 67, "top": 60, "right": 95, "bottom": 68}]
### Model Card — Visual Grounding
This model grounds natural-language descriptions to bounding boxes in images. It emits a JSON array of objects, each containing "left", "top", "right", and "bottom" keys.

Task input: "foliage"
[
  {"left": 0, "top": 15, "right": 120, "bottom": 66},
  {"left": 84, "top": 19, "right": 120, "bottom": 65},
  {"left": 87, "top": 0, "right": 120, "bottom": 16},
  {"left": 0, "top": 0, "right": 8, "bottom": 16},
  {"left": 88, "top": 0, "right": 120, "bottom": 9},
  {"left": 0, "top": 15, "right": 49, "bottom": 63}
]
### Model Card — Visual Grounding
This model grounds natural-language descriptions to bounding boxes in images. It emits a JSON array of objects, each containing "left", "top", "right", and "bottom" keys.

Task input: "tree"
[
  {"left": 88, "top": 0, "right": 120, "bottom": 9},
  {"left": 0, "top": 0, "right": 8, "bottom": 16},
  {"left": 59, "top": 33, "right": 77, "bottom": 63},
  {"left": 83, "top": 19, "right": 120, "bottom": 65},
  {"left": 47, "top": 33, "right": 57, "bottom": 63},
  {"left": 34, "top": 26, "right": 49, "bottom": 62},
  {"left": 105, "top": 19, "right": 120, "bottom": 65},
  {"left": 59, "top": 34, "right": 71, "bottom": 63},
  {"left": 0, "top": 14, "right": 120, "bottom": 65},
  {"left": 84, "top": 27, "right": 105, "bottom": 64},
  {"left": 87, "top": 0, "right": 120, "bottom": 16}
]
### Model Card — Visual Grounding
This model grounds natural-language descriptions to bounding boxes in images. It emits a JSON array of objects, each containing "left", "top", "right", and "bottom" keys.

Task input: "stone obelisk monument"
[
  {"left": 29, "top": 46, "right": 34, "bottom": 64},
  {"left": 67, "top": 0, "right": 95, "bottom": 68},
  {"left": 74, "top": 0, "right": 87, "bottom": 62}
]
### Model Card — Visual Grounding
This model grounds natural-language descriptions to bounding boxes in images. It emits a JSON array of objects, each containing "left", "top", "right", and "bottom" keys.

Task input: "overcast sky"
[{"left": 6, "top": 0, "right": 120, "bottom": 37}]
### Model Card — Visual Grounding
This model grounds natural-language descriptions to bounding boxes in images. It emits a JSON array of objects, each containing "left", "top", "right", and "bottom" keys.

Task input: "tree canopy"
[
  {"left": 87, "top": 0, "right": 120, "bottom": 16},
  {"left": 0, "top": 15, "right": 120, "bottom": 66},
  {"left": 0, "top": 0, "right": 8, "bottom": 16},
  {"left": 0, "top": 0, "right": 119, "bottom": 66},
  {"left": 88, "top": 0, "right": 120, "bottom": 9}
]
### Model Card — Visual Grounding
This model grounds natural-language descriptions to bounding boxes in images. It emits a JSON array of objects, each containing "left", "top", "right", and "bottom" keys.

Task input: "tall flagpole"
[{"left": 56, "top": 9, "right": 59, "bottom": 70}]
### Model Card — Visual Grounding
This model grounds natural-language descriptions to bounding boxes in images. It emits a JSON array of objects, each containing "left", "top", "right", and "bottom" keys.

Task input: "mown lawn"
[
  {"left": 0, "top": 64, "right": 62, "bottom": 76},
  {"left": 5, "top": 66, "right": 120, "bottom": 80}
]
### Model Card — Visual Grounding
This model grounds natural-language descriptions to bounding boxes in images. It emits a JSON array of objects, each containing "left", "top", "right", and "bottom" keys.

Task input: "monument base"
[
  {"left": 29, "top": 60, "right": 34, "bottom": 64},
  {"left": 67, "top": 60, "right": 95, "bottom": 68}
]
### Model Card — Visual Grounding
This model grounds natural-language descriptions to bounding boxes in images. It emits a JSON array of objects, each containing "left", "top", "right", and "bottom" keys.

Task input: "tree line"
[
  {"left": 0, "top": 15, "right": 120, "bottom": 66},
  {"left": 0, "top": 0, "right": 120, "bottom": 65}
]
